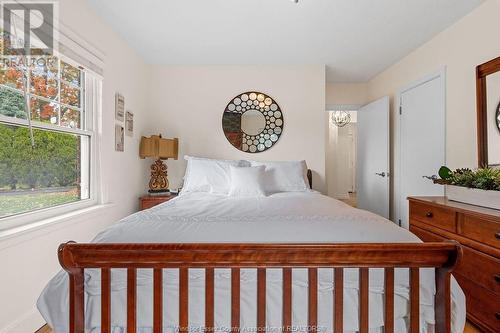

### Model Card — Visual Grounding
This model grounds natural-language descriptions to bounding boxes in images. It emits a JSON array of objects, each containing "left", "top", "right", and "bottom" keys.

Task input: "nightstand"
[{"left": 139, "top": 194, "right": 177, "bottom": 211}]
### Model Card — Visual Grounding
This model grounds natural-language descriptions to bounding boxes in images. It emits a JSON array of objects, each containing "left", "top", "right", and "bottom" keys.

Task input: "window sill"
[
  {"left": 0, "top": 203, "right": 114, "bottom": 245},
  {"left": 0, "top": 197, "right": 101, "bottom": 230}
]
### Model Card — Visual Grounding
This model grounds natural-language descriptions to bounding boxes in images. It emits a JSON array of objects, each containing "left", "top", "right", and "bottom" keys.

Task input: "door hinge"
[
  {"left": 398, "top": 219, "right": 402, "bottom": 227},
  {"left": 399, "top": 106, "right": 402, "bottom": 115}
]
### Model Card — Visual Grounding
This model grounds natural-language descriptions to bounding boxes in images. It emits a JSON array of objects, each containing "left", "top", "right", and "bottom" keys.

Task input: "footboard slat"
[
  {"left": 359, "top": 268, "right": 369, "bottom": 333},
  {"left": 57, "top": 242, "right": 460, "bottom": 333},
  {"left": 69, "top": 268, "right": 85, "bottom": 333},
  {"left": 257, "top": 268, "right": 266, "bottom": 332},
  {"left": 205, "top": 268, "right": 215, "bottom": 332},
  {"left": 282, "top": 268, "right": 292, "bottom": 333},
  {"left": 101, "top": 268, "right": 111, "bottom": 333},
  {"left": 308, "top": 268, "right": 318, "bottom": 333},
  {"left": 127, "top": 268, "right": 137, "bottom": 333},
  {"left": 410, "top": 268, "right": 420, "bottom": 333},
  {"left": 179, "top": 268, "right": 189, "bottom": 332},
  {"left": 334, "top": 268, "right": 344, "bottom": 333},
  {"left": 153, "top": 268, "right": 163, "bottom": 333},
  {"left": 384, "top": 268, "right": 395, "bottom": 333},
  {"left": 231, "top": 268, "right": 240, "bottom": 333},
  {"left": 435, "top": 269, "right": 452, "bottom": 333}
]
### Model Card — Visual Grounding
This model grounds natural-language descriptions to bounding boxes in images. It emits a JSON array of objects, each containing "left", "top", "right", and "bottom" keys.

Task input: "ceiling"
[{"left": 86, "top": 0, "right": 483, "bottom": 82}]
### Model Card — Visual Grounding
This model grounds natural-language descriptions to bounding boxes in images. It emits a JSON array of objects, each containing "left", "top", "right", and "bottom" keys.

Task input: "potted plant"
[{"left": 434, "top": 166, "right": 500, "bottom": 210}]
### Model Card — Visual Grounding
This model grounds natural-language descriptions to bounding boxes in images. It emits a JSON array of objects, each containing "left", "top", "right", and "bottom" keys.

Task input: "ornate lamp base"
[{"left": 148, "top": 159, "right": 170, "bottom": 193}]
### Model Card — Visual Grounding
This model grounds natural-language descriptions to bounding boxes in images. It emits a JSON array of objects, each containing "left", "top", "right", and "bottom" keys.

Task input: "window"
[{"left": 0, "top": 55, "right": 96, "bottom": 223}]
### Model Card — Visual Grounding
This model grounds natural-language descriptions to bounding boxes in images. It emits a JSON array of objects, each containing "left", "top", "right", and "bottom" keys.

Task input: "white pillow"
[
  {"left": 182, "top": 156, "right": 245, "bottom": 194},
  {"left": 228, "top": 166, "right": 266, "bottom": 197},
  {"left": 249, "top": 160, "right": 310, "bottom": 193}
]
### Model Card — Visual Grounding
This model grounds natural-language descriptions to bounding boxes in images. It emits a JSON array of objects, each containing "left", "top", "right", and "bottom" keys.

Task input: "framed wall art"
[
  {"left": 126, "top": 111, "right": 134, "bottom": 137},
  {"left": 115, "top": 93, "right": 125, "bottom": 121},
  {"left": 115, "top": 124, "right": 124, "bottom": 152}
]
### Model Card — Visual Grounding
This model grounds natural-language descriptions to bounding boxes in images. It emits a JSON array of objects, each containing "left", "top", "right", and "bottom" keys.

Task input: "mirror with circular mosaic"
[
  {"left": 222, "top": 92, "right": 283, "bottom": 153},
  {"left": 497, "top": 101, "right": 500, "bottom": 133}
]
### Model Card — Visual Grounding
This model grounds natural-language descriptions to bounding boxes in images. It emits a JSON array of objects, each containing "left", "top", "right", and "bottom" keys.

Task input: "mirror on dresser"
[{"left": 476, "top": 56, "right": 500, "bottom": 167}]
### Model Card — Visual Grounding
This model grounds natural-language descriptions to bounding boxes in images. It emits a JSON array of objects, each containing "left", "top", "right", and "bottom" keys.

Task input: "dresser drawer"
[
  {"left": 460, "top": 214, "right": 500, "bottom": 250},
  {"left": 141, "top": 200, "right": 161, "bottom": 210},
  {"left": 411, "top": 225, "right": 500, "bottom": 293},
  {"left": 410, "top": 225, "right": 446, "bottom": 242},
  {"left": 454, "top": 273, "right": 500, "bottom": 333},
  {"left": 408, "top": 197, "right": 500, "bottom": 333},
  {"left": 409, "top": 201, "right": 456, "bottom": 232},
  {"left": 455, "top": 245, "right": 500, "bottom": 294},
  {"left": 410, "top": 225, "right": 500, "bottom": 293},
  {"left": 139, "top": 195, "right": 177, "bottom": 211}
]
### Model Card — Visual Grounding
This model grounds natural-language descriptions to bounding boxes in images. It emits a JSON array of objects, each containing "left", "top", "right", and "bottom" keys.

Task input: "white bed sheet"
[{"left": 37, "top": 191, "right": 465, "bottom": 333}]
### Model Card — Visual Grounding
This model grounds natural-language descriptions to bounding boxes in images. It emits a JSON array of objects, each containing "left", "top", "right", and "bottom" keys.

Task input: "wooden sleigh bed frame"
[
  {"left": 57, "top": 170, "right": 461, "bottom": 333},
  {"left": 58, "top": 241, "right": 461, "bottom": 333}
]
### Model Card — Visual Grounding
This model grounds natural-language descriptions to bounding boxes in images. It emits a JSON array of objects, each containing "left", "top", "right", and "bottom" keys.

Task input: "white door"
[
  {"left": 398, "top": 72, "right": 445, "bottom": 228},
  {"left": 356, "top": 97, "right": 390, "bottom": 219}
]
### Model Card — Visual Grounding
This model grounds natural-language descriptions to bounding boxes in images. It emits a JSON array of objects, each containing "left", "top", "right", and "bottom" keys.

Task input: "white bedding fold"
[{"left": 37, "top": 192, "right": 465, "bottom": 333}]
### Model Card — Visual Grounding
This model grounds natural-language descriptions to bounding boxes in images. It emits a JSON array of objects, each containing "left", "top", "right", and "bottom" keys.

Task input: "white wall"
[
  {"left": 366, "top": 0, "right": 500, "bottom": 220},
  {"left": 368, "top": 0, "right": 500, "bottom": 169},
  {"left": 147, "top": 65, "right": 327, "bottom": 193},
  {"left": 324, "top": 1, "right": 500, "bottom": 215},
  {"left": 0, "top": 0, "right": 151, "bottom": 332},
  {"left": 326, "top": 82, "right": 368, "bottom": 106},
  {"left": 1, "top": 29, "right": 326, "bottom": 333},
  {"left": 4, "top": 0, "right": 499, "bottom": 331}
]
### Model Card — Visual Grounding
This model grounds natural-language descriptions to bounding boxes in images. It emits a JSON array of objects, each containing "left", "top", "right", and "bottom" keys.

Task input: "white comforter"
[{"left": 38, "top": 191, "right": 465, "bottom": 333}]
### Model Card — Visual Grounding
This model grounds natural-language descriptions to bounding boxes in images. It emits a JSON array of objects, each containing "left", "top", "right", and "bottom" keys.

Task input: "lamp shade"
[{"left": 139, "top": 135, "right": 178, "bottom": 160}]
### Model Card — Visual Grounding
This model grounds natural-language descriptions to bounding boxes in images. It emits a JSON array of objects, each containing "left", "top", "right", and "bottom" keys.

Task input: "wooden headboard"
[{"left": 307, "top": 169, "right": 312, "bottom": 189}]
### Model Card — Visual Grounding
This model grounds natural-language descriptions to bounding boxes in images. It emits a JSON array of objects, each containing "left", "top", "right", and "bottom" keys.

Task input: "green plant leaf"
[{"left": 438, "top": 166, "right": 453, "bottom": 179}]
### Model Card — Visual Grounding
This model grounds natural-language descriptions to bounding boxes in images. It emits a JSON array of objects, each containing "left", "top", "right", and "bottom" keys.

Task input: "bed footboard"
[{"left": 58, "top": 242, "right": 461, "bottom": 333}]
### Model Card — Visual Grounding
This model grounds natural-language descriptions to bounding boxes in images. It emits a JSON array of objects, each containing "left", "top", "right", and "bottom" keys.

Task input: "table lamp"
[{"left": 139, "top": 134, "right": 178, "bottom": 193}]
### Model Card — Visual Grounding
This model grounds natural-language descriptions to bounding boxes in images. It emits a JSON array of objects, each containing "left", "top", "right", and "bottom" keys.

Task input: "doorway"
[
  {"left": 326, "top": 96, "right": 390, "bottom": 218},
  {"left": 326, "top": 110, "right": 357, "bottom": 206}
]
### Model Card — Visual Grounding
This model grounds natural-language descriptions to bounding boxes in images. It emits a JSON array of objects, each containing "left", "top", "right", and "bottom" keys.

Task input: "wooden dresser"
[{"left": 408, "top": 196, "right": 500, "bottom": 333}]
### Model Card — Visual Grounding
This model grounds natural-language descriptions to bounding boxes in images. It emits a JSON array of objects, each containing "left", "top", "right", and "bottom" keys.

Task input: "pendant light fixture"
[{"left": 330, "top": 110, "right": 351, "bottom": 127}]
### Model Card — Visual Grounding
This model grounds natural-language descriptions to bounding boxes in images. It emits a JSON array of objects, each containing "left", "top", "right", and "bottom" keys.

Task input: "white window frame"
[{"left": 0, "top": 53, "right": 102, "bottom": 232}]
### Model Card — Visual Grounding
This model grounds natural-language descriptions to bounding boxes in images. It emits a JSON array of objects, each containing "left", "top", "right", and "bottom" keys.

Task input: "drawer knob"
[
  {"left": 495, "top": 275, "right": 500, "bottom": 283},
  {"left": 496, "top": 232, "right": 500, "bottom": 239},
  {"left": 426, "top": 212, "right": 433, "bottom": 218},
  {"left": 496, "top": 312, "right": 500, "bottom": 320}
]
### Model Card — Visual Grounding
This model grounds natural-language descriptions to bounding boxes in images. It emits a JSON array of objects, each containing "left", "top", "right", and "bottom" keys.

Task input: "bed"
[{"left": 38, "top": 159, "right": 465, "bottom": 333}]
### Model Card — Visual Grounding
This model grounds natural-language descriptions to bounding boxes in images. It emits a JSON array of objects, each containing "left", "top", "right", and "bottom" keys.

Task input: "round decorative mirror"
[
  {"left": 222, "top": 91, "right": 283, "bottom": 153},
  {"left": 497, "top": 102, "right": 500, "bottom": 133}
]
